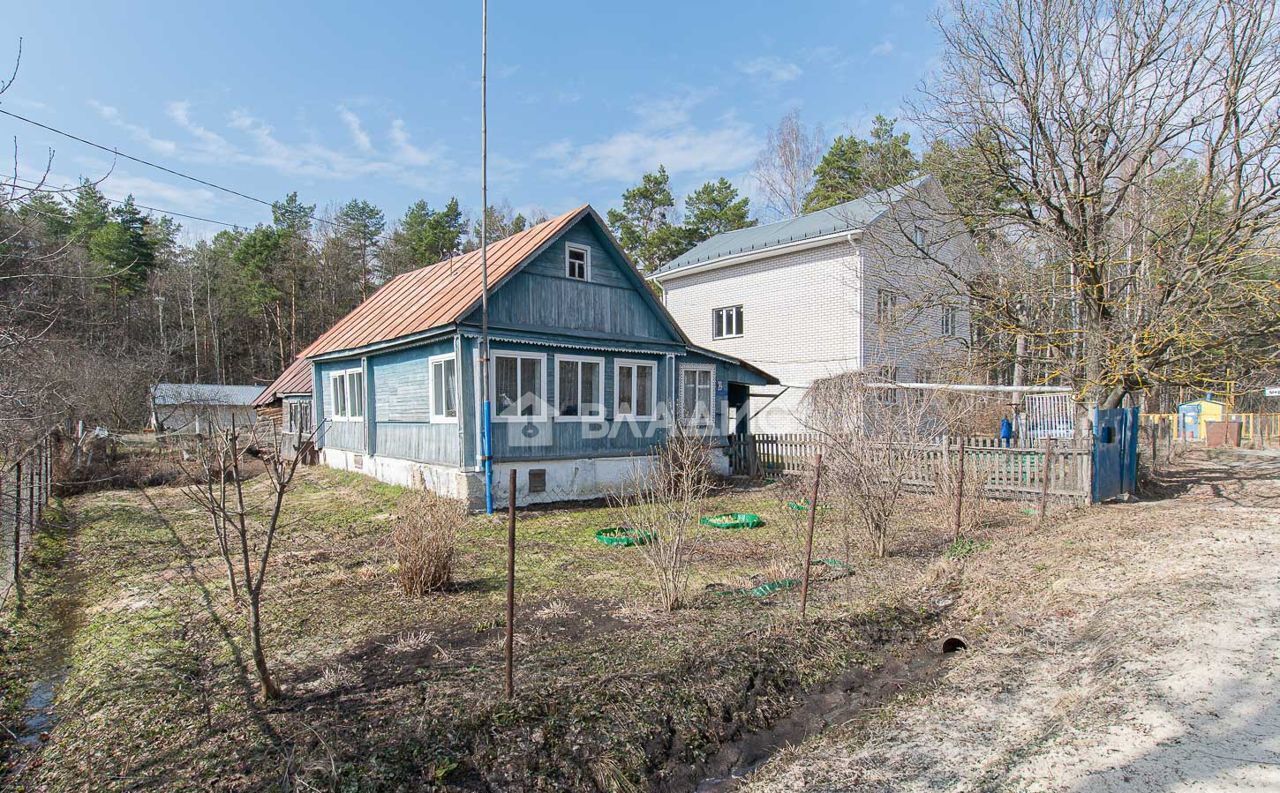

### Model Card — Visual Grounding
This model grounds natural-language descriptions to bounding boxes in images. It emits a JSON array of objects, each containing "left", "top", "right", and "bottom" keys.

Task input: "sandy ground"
[{"left": 745, "top": 450, "right": 1280, "bottom": 792}]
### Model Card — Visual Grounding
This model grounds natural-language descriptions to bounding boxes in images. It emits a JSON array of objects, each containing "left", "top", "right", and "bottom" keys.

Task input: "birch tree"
[{"left": 912, "top": 0, "right": 1280, "bottom": 407}]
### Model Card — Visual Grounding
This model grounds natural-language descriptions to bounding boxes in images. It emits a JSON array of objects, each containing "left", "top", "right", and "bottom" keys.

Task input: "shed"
[
  {"left": 150, "top": 383, "right": 265, "bottom": 436},
  {"left": 1176, "top": 396, "right": 1226, "bottom": 441}
]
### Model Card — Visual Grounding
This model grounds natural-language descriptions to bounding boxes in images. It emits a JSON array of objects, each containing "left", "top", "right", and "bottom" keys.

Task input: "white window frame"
[
  {"left": 876, "top": 289, "right": 899, "bottom": 324},
  {"left": 679, "top": 365, "right": 716, "bottom": 428},
  {"left": 347, "top": 368, "right": 364, "bottom": 419},
  {"left": 565, "top": 242, "right": 591, "bottom": 281},
  {"left": 491, "top": 350, "right": 548, "bottom": 422},
  {"left": 941, "top": 305, "right": 958, "bottom": 337},
  {"left": 428, "top": 353, "right": 459, "bottom": 423},
  {"left": 614, "top": 358, "right": 658, "bottom": 420},
  {"left": 329, "top": 373, "right": 345, "bottom": 420},
  {"left": 554, "top": 354, "right": 606, "bottom": 421},
  {"left": 712, "top": 305, "right": 743, "bottom": 340}
]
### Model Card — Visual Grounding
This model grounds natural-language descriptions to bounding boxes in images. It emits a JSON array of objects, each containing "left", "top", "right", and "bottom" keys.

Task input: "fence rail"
[
  {"left": 727, "top": 433, "right": 1092, "bottom": 504},
  {"left": 2, "top": 429, "right": 58, "bottom": 612}
]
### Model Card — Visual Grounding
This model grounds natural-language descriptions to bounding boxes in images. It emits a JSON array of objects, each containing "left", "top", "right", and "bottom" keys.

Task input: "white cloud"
[
  {"left": 631, "top": 88, "right": 715, "bottom": 130},
  {"left": 166, "top": 100, "right": 238, "bottom": 159},
  {"left": 388, "top": 118, "right": 442, "bottom": 167},
  {"left": 736, "top": 56, "right": 803, "bottom": 84},
  {"left": 870, "top": 40, "right": 896, "bottom": 57},
  {"left": 541, "top": 120, "right": 759, "bottom": 184},
  {"left": 88, "top": 100, "right": 178, "bottom": 156},
  {"left": 337, "top": 105, "right": 373, "bottom": 153}
]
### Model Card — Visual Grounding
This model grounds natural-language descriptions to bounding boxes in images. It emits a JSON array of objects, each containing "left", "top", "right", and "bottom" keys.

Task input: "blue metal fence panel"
[{"left": 1091, "top": 406, "right": 1140, "bottom": 502}]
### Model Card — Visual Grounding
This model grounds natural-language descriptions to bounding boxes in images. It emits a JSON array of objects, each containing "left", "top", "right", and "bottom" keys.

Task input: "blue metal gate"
[{"left": 1091, "top": 406, "right": 1140, "bottom": 502}]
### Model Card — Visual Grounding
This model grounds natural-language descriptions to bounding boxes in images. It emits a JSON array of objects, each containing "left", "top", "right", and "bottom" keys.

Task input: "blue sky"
[{"left": 3, "top": 1, "right": 942, "bottom": 240}]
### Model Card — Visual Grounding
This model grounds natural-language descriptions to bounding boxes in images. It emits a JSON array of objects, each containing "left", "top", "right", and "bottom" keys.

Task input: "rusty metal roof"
[
  {"left": 301, "top": 205, "right": 589, "bottom": 359},
  {"left": 253, "top": 355, "right": 314, "bottom": 406}
]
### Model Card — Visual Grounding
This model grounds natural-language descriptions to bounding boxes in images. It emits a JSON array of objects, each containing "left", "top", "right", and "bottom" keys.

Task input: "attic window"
[
  {"left": 913, "top": 225, "right": 928, "bottom": 248},
  {"left": 566, "top": 243, "right": 590, "bottom": 281}
]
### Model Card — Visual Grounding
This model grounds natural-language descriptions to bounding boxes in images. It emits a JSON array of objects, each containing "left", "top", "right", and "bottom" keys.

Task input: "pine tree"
[
  {"left": 68, "top": 180, "right": 111, "bottom": 241},
  {"left": 682, "top": 178, "right": 754, "bottom": 245},
  {"left": 17, "top": 193, "right": 72, "bottom": 240},
  {"left": 804, "top": 116, "right": 920, "bottom": 212},
  {"left": 606, "top": 166, "right": 680, "bottom": 272}
]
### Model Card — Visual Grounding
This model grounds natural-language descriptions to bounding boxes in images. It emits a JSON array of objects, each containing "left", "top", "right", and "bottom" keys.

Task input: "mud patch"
[{"left": 684, "top": 642, "right": 951, "bottom": 792}]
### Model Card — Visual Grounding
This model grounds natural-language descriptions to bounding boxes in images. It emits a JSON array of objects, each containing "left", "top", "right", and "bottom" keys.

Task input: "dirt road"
[{"left": 746, "top": 450, "right": 1280, "bottom": 792}]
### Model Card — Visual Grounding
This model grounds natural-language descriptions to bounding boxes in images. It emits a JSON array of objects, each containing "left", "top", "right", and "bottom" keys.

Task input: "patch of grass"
[
  {"left": 3, "top": 467, "right": 1013, "bottom": 791},
  {"left": 945, "top": 537, "right": 992, "bottom": 559}
]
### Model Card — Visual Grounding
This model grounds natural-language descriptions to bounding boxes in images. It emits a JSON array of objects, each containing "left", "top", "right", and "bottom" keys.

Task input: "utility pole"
[{"left": 479, "top": 0, "right": 494, "bottom": 514}]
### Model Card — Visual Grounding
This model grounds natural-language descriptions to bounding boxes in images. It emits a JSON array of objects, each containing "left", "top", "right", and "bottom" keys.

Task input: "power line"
[
  {"left": 0, "top": 107, "right": 274, "bottom": 210},
  {"left": 13, "top": 176, "right": 245, "bottom": 230},
  {"left": 0, "top": 107, "right": 393, "bottom": 239}
]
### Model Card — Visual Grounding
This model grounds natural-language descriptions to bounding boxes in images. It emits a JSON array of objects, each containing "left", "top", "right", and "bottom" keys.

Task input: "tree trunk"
[{"left": 247, "top": 593, "right": 282, "bottom": 700}]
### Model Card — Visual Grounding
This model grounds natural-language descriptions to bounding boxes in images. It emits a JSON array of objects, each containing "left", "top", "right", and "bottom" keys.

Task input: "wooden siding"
[
  {"left": 461, "top": 336, "right": 676, "bottom": 463},
  {"left": 368, "top": 341, "right": 461, "bottom": 465},
  {"left": 479, "top": 222, "right": 680, "bottom": 342},
  {"left": 314, "top": 359, "right": 365, "bottom": 452}
]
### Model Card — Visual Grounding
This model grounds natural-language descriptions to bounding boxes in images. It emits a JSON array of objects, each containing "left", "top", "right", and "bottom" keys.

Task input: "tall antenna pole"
[{"left": 479, "top": 0, "right": 494, "bottom": 514}]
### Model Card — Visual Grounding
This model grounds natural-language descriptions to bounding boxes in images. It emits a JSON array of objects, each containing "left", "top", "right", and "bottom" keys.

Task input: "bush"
[{"left": 392, "top": 491, "right": 467, "bottom": 596}]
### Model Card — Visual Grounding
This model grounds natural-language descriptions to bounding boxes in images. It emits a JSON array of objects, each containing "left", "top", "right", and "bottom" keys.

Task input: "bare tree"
[
  {"left": 753, "top": 110, "right": 824, "bottom": 220},
  {"left": 178, "top": 422, "right": 314, "bottom": 700},
  {"left": 803, "top": 372, "right": 952, "bottom": 558},
  {"left": 613, "top": 432, "right": 714, "bottom": 611},
  {"left": 910, "top": 0, "right": 1280, "bottom": 407}
]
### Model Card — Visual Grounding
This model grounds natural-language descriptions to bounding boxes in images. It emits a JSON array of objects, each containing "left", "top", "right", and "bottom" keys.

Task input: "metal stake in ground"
[
  {"left": 799, "top": 453, "right": 822, "bottom": 621},
  {"left": 952, "top": 440, "right": 966, "bottom": 541},
  {"left": 505, "top": 468, "right": 516, "bottom": 699}
]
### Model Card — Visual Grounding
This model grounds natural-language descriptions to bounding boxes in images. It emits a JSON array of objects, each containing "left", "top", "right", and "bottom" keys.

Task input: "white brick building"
[{"left": 650, "top": 176, "right": 978, "bottom": 433}]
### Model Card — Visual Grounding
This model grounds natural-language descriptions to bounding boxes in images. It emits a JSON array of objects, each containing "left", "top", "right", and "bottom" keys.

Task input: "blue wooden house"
[{"left": 257, "top": 205, "right": 775, "bottom": 505}]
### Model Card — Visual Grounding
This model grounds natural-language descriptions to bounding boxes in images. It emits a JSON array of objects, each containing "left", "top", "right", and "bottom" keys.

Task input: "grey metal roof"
[
  {"left": 152, "top": 383, "right": 265, "bottom": 406},
  {"left": 653, "top": 175, "right": 932, "bottom": 277}
]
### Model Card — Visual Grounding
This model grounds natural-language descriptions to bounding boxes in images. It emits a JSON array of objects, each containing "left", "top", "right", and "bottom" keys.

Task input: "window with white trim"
[
  {"left": 712, "top": 305, "right": 743, "bottom": 339},
  {"left": 493, "top": 351, "right": 546, "bottom": 419},
  {"left": 680, "top": 366, "right": 715, "bottom": 425},
  {"left": 556, "top": 355, "right": 604, "bottom": 419},
  {"left": 876, "top": 289, "right": 899, "bottom": 324},
  {"left": 565, "top": 243, "right": 590, "bottom": 281},
  {"left": 348, "top": 370, "right": 364, "bottom": 418},
  {"left": 429, "top": 354, "right": 458, "bottom": 421},
  {"left": 615, "top": 360, "right": 656, "bottom": 419},
  {"left": 330, "top": 374, "right": 346, "bottom": 418},
  {"left": 941, "top": 305, "right": 958, "bottom": 337}
]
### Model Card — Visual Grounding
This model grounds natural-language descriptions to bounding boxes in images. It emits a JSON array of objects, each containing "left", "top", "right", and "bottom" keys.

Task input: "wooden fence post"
[
  {"left": 1039, "top": 439, "right": 1055, "bottom": 523},
  {"left": 505, "top": 468, "right": 516, "bottom": 700},
  {"left": 799, "top": 454, "right": 822, "bottom": 622},
  {"left": 952, "top": 439, "right": 965, "bottom": 541}
]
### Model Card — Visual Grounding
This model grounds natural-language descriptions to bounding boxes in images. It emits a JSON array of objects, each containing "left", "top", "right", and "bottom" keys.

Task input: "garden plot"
[{"left": 0, "top": 464, "right": 1032, "bottom": 791}]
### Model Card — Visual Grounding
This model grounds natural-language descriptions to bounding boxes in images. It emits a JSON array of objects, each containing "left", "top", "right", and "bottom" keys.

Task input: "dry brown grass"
[{"left": 391, "top": 490, "right": 467, "bottom": 596}]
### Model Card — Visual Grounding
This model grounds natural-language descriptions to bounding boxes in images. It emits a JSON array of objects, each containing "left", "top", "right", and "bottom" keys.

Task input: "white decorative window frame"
[
  {"left": 554, "top": 353, "right": 606, "bottom": 422},
  {"left": 428, "top": 353, "right": 459, "bottom": 423},
  {"left": 614, "top": 358, "right": 658, "bottom": 421},
  {"left": 565, "top": 242, "right": 591, "bottom": 281},
  {"left": 490, "top": 350, "right": 549, "bottom": 422}
]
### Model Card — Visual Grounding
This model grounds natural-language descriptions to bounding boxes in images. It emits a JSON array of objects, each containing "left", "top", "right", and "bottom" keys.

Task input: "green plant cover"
[
  {"left": 699, "top": 512, "right": 764, "bottom": 530},
  {"left": 594, "top": 527, "right": 655, "bottom": 547}
]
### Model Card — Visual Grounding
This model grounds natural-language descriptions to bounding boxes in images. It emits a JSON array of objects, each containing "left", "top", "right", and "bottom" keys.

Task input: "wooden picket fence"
[{"left": 727, "top": 433, "right": 1092, "bottom": 504}]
